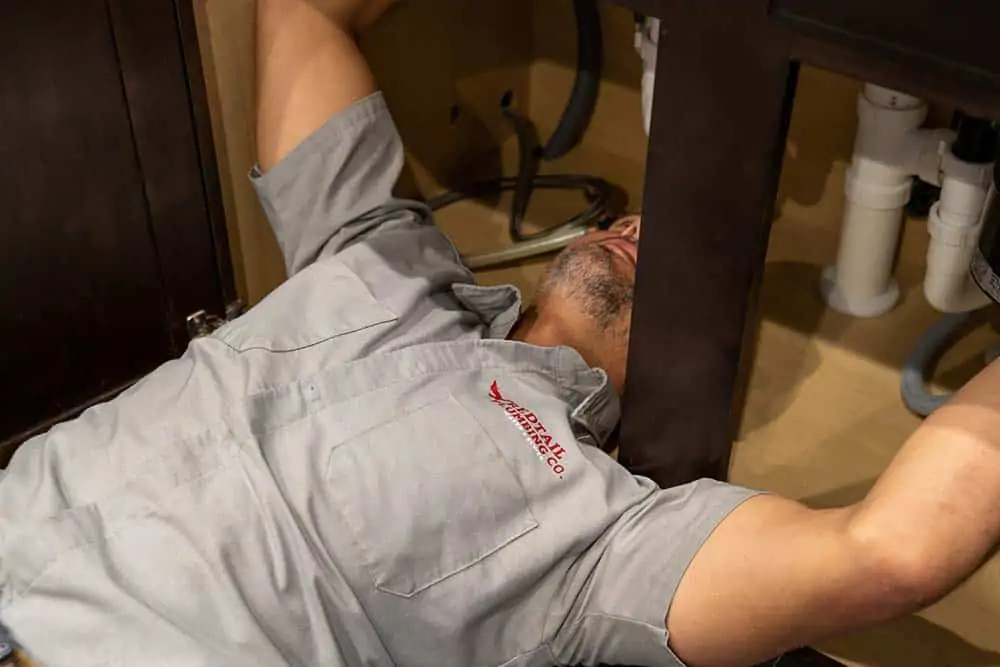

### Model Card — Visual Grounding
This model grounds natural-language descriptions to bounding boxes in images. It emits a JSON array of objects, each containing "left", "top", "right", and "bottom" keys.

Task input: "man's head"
[{"left": 513, "top": 216, "right": 641, "bottom": 393}]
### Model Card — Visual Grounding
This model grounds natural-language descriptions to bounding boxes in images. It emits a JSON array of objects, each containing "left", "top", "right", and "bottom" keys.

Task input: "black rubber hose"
[
  {"left": 426, "top": 0, "right": 613, "bottom": 252},
  {"left": 540, "top": 0, "right": 603, "bottom": 161},
  {"left": 504, "top": 108, "right": 543, "bottom": 241}
]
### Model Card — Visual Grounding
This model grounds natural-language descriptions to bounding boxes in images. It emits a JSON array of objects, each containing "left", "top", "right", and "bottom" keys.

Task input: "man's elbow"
[{"left": 846, "top": 521, "right": 962, "bottom": 616}]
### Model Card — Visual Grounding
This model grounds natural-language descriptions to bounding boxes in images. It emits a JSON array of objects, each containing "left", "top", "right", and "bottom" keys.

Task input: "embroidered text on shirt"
[{"left": 488, "top": 381, "right": 566, "bottom": 479}]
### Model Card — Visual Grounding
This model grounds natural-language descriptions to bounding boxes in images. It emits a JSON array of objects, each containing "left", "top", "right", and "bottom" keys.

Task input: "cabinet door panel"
[{"left": 0, "top": 0, "right": 172, "bottom": 445}]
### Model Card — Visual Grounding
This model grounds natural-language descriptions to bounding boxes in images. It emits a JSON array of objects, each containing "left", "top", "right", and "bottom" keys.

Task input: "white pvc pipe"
[
  {"left": 924, "top": 180, "right": 994, "bottom": 312},
  {"left": 821, "top": 200, "right": 903, "bottom": 317},
  {"left": 822, "top": 85, "right": 931, "bottom": 317},
  {"left": 862, "top": 84, "right": 922, "bottom": 112}
]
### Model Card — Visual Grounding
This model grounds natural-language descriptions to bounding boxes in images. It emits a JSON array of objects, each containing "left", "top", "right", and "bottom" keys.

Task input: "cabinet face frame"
[{"left": 1, "top": 0, "right": 235, "bottom": 461}]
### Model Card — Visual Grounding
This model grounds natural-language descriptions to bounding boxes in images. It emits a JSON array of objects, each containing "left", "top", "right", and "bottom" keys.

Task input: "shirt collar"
[
  {"left": 453, "top": 282, "right": 621, "bottom": 447},
  {"left": 452, "top": 282, "right": 523, "bottom": 339},
  {"left": 554, "top": 346, "right": 621, "bottom": 448}
]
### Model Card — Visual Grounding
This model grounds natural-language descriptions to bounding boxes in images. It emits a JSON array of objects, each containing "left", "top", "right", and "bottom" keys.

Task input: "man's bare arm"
[
  {"left": 256, "top": 0, "right": 396, "bottom": 172},
  {"left": 667, "top": 359, "right": 1000, "bottom": 667}
]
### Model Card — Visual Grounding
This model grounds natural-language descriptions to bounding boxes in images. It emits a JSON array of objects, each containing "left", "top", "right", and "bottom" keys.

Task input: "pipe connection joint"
[
  {"left": 924, "top": 152, "right": 994, "bottom": 312},
  {"left": 823, "top": 84, "right": 953, "bottom": 317}
]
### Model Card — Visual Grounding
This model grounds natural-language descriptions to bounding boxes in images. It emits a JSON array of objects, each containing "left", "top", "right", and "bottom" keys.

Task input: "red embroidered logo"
[{"left": 489, "top": 381, "right": 567, "bottom": 479}]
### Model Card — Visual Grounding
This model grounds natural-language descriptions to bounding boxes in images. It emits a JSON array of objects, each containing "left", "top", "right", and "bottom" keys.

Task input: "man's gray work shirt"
[{"left": 0, "top": 93, "right": 757, "bottom": 667}]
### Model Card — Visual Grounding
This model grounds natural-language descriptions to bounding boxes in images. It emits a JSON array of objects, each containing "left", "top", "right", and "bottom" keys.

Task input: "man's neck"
[{"left": 510, "top": 308, "right": 624, "bottom": 394}]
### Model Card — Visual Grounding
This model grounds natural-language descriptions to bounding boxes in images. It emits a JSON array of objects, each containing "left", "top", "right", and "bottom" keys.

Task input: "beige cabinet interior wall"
[
  {"left": 194, "top": 0, "right": 279, "bottom": 304},
  {"left": 194, "top": 0, "right": 535, "bottom": 305}
]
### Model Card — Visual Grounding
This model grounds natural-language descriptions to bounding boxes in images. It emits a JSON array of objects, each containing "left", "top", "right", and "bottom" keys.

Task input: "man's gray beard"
[{"left": 538, "top": 242, "right": 634, "bottom": 330}]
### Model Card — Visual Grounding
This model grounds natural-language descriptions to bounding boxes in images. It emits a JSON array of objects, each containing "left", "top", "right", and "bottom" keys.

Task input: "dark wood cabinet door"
[
  {"left": 0, "top": 0, "right": 232, "bottom": 456},
  {"left": 773, "top": 0, "right": 1000, "bottom": 78}
]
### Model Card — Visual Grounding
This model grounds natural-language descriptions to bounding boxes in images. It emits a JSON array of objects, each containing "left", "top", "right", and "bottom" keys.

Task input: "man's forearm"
[
  {"left": 848, "top": 357, "right": 1000, "bottom": 602},
  {"left": 662, "top": 334, "right": 1000, "bottom": 666}
]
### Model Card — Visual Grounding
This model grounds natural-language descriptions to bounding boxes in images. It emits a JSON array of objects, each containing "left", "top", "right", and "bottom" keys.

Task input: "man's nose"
[{"left": 617, "top": 216, "right": 641, "bottom": 243}]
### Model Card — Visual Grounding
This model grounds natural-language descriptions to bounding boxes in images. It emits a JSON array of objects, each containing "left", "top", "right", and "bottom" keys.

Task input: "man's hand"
[
  {"left": 303, "top": 0, "right": 399, "bottom": 31},
  {"left": 354, "top": 0, "right": 400, "bottom": 31}
]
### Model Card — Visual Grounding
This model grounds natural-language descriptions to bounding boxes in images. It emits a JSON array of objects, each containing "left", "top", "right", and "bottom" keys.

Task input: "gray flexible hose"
[{"left": 900, "top": 311, "right": 974, "bottom": 416}]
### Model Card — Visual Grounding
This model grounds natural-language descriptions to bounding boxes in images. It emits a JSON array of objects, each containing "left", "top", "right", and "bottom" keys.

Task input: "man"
[{"left": 2, "top": 1, "right": 1000, "bottom": 665}]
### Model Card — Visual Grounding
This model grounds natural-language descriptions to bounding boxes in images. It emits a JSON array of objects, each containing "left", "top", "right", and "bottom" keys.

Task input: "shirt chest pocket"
[
  {"left": 325, "top": 394, "right": 538, "bottom": 598},
  {"left": 215, "top": 259, "right": 397, "bottom": 352}
]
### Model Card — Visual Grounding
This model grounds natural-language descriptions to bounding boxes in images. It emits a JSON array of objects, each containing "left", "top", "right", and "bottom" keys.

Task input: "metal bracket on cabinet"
[{"left": 185, "top": 299, "right": 246, "bottom": 340}]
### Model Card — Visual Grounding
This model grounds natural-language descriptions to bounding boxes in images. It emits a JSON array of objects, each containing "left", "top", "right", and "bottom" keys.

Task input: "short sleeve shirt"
[{"left": 0, "top": 93, "right": 759, "bottom": 667}]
